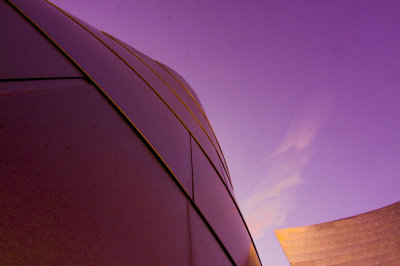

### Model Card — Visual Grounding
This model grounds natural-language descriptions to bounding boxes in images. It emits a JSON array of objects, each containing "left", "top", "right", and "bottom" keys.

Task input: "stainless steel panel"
[
  {"left": 276, "top": 202, "right": 400, "bottom": 265},
  {"left": 0, "top": 78, "right": 85, "bottom": 95},
  {"left": 99, "top": 31, "right": 232, "bottom": 187},
  {"left": 188, "top": 204, "right": 232, "bottom": 266},
  {"left": 152, "top": 59, "right": 231, "bottom": 175},
  {"left": 102, "top": 34, "right": 218, "bottom": 149},
  {"left": 10, "top": 0, "right": 193, "bottom": 197},
  {"left": 0, "top": 1, "right": 82, "bottom": 79},
  {"left": 191, "top": 137, "right": 260, "bottom": 266},
  {"left": 161, "top": 63, "right": 204, "bottom": 111},
  {"left": 99, "top": 31, "right": 232, "bottom": 188},
  {"left": 0, "top": 79, "right": 192, "bottom": 265}
]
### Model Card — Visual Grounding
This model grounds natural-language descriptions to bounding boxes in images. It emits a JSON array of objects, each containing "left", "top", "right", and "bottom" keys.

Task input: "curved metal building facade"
[
  {"left": 0, "top": 0, "right": 261, "bottom": 265},
  {"left": 275, "top": 201, "right": 400, "bottom": 265}
]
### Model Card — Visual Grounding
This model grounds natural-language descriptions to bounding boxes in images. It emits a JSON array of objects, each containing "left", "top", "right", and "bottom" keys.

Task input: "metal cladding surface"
[
  {"left": 275, "top": 202, "right": 400, "bottom": 265},
  {"left": 0, "top": 0, "right": 261, "bottom": 265}
]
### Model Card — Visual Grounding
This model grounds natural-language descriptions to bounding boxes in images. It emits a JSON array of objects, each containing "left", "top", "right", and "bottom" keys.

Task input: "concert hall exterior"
[
  {"left": 0, "top": 0, "right": 261, "bottom": 265},
  {"left": 276, "top": 201, "right": 400, "bottom": 265}
]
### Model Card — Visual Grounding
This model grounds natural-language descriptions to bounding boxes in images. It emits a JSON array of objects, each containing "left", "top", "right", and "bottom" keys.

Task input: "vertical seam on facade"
[
  {"left": 42, "top": 2, "right": 261, "bottom": 262},
  {"left": 44, "top": 0, "right": 231, "bottom": 196},
  {"left": 42, "top": 0, "right": 246, "bottom": 233},
  {"left": 156, "top": 52, "right": 263, "bottom": 266},
  {"left": 155, "top": 61, "right": 233, "bottom": 183},
  {"left": 8, "top": 0, "right": 238, "bottom": 263},
  {"left": 154, "top": 61, "right": 229, "bottom": 169},
  {"left": 190, "top": 135, "right": 195, "bottom": 202},
  {"left": 101, "top": 30, "right": 232, "bottom": 188}
]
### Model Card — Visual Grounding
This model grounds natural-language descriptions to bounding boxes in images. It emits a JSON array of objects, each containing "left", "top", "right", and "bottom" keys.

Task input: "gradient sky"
[{"left": 52, "top": 0, "right": 400, "bottom": 264}]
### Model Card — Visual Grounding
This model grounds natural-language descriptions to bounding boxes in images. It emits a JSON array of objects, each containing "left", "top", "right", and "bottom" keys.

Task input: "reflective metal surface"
[
  {"left": 102, "top": 31, "right": 231, "bottom": 185},
  {"left": 192, "top": 137, "right": 260, "bottom": 265},
  {"left": 0, "top": 0, "right": 82, "bottom": 80},
  {"left": 189, "top": 205, "right": 232, "bottom": 266},
  {"left": 276, "top": 202, "right": 400, "bottom": 265},
  {"left": 0, "top": 0, "right": 261, "bottom": 264},
  {"left": 0, "top": 80, "right": 192, "bottom": 264},
  {"left": 11, "top": 0, "right": 194, "bottom": 195}
]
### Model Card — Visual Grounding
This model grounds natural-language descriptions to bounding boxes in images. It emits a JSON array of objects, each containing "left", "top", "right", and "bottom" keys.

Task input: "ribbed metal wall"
[{"left": 276, "top": 202, "right": 400, "bottom": 265}]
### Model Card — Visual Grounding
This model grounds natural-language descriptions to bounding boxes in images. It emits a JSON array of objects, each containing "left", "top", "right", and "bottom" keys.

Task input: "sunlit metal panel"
[{"left": 276, "top": 202, "right": 400, "bottom": 265}]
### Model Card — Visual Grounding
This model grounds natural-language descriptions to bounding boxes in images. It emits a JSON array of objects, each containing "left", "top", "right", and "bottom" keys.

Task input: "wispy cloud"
[
  {"left": 242, "top": 94, "right": 332, "bottom": 239},
  {"left": 266, "top": 95, "right": 331, "bottom": 160}
]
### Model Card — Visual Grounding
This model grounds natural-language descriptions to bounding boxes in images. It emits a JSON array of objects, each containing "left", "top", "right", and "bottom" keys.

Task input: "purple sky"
[{"left": 52, "top": 0, "right": 400, "bottom": 264}]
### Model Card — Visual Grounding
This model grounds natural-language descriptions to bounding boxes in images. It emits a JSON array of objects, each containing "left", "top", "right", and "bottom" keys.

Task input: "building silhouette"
[
  {"left": 276, "top": 201, "right": 400, "bottom": 265},
  {"left": 0, "top": 0, "right": 261, "bottom": 265}
]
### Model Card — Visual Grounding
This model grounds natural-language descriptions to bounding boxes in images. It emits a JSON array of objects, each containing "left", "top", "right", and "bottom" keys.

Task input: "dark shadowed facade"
[
  {"left": 0, "top": 0, "right": 261, "bottom": 265},
  {"left": 276, "top": 201, "right": 400, "bottom": 265}
]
